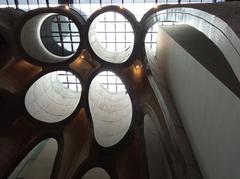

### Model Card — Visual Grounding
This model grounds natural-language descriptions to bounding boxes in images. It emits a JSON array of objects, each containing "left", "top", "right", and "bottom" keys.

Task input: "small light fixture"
[
  {"left": 65, "top": 5, "right": 69, "bottom": 10},
  {"left": 119, "top": 4, "right": 124, "bottom": 9},
  {"left": 80, "top": 55, "right": 84, "bottom": 59},
  {"left": 154, "top": 4, "right": 158, "bottom": 9},
  {"left": 135, "top": 64, "right": 143, "bottom": 69}
]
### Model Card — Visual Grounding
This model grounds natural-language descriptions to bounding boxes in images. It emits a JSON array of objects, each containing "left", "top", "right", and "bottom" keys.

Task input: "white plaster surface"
[
  {"left": 89, "top": 73, "right": 132, "bottom": 147},
  {"left": 25, "top": 71, "right": 81, "bottom": 123}
]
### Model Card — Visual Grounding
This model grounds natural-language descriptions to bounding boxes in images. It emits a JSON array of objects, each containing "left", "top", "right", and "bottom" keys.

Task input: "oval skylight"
[
  {"left": 88, "top": 12, "right": 135, "bottom": 64},
  {"left": 25, "top": 71, "right": 81, "bottom": 123},
  {"left": 21, "top": 12, "right": 80, "bottom": 63},
  {"left": 89, "top": 71, "right": 132, "bottom": 147},
  {"left": 82, "top": 167, "right": 111, "bottom": 179}
]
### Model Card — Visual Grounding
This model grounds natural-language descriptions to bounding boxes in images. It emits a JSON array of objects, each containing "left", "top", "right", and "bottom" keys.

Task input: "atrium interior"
[{"left": 0, "top": 0, "right": 240, "bottom": 179}]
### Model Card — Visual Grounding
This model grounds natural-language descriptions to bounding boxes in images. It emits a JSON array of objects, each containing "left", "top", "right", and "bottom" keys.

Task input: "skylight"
[
  {"left": 96, "top": 71, "right": 126, "bottom": 93},
  {"left": 95, "top": 12, "right": 134, "bottom": 53},
  {"left": 57, "top": 71, "right": 81, "bottom": 92},
  {"left": 0, "top": 1, "right": 224, "bottom": 21},
  {"left": 52, "top": 15, "right": 80, "bottom": 53}
]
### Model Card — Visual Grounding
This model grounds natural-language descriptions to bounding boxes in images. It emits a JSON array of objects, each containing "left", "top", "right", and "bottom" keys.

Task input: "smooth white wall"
[
  {"left": 155, "top": 28, "right": 240, "bottom": 179},
  {"left": 88, "top": 14, "right": 134, "bottom": 64}
]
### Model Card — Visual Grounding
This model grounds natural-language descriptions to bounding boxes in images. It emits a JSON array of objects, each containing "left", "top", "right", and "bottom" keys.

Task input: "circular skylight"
[
  {"left": 95, "top": 12, "right": 134, "bottom": 53},
  {"left": 88, "top": 11, "right": 135, "bottom": 64},
  {"left": 25, "top": 71, "right": 81, "bottom": 123}
]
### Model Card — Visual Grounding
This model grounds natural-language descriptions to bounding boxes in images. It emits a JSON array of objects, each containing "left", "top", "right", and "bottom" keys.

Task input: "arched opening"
[
  {"left": 88, "top": 11, "right": 135, "bottom": 64},
  {"left": 89, "top": 71, "right": 132, "bottom": 147},
  {"left": 82, "top": 167, "right": 111, "bottom": 179},
  {"left": 25, "top": 71, "right": 81, "bottom": 123},
  {"left": 21, "top": 12, "right": 81, "bottom": 63},
  {"left": 8, "top": 138, "right": 58, "bottom": 179}
]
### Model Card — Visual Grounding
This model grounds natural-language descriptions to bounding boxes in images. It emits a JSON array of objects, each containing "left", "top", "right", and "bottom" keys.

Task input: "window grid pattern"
[
  {"left": 0, "top": 1, "right": 222, "bottom": 20},
  {"left": 97, "top": 71, "right": 126, "bottom": 93},
  {"left": 96, "top": 12, "right": 134, "bottom": 52},
  {"left": 145, "top": 21, "right": 176, "bottom": 51},
  {"left": 57, "top": 71, "right": 81, "bottom": 92},
  {"left": 41, "top": 15, "right": 80, "bottom": 56}
]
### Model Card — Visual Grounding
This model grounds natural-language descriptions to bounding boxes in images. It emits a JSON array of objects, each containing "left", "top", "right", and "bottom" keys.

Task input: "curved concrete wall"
[
  {"left": 144, "top": 114, "right": 166, "bottom": 179},
  {"left": 155, "top": 28, "right": 240, "bottom": 179},
  {"left": 82, "top": 168, "right": 111, "bottom": 179},
  {"left": 89, "top": 72, "right": 132, "bottom": 147},
  {"left": 21, "top": 13, "right": 74, "bottom": 63},
  {"left": 144, "top": 7, "right": 240, "bottom": 80},
  {"left": 25, "top": 71, "right": 81, "bottom": 123},
  {"left": 8, "top": 138, "right": 58, "bottom": 179}
]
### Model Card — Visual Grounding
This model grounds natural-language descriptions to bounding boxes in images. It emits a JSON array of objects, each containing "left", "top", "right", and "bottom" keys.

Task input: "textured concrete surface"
[
  {"left": 89, "top": 72, "right": 132, "bottom": 147},
  {"left": 144, "top": 114, "right": 171, "bottom": 179},
  {"left": 25, "top": 71, "right": 81, "bottom": 123}
]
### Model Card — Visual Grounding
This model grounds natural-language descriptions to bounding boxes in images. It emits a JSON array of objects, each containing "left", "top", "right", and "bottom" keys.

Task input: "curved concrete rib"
[
  {"left": 89, "top": 72, "right": 132, "bottom": 147},
  {"left": 8, "top": 138, "right": 58, "bottom": 179},
  {"left": 25, "top": 71, "right": 81, "bottom": 123},
  {"left": 88, "top": 8, "right": 136, "bottom": 64},
  {"left": 143, "top": 7, "right": 240, "bottom": 80},
  {"left": 82, "top": 168, "right": 111, "bottom": 179}
]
